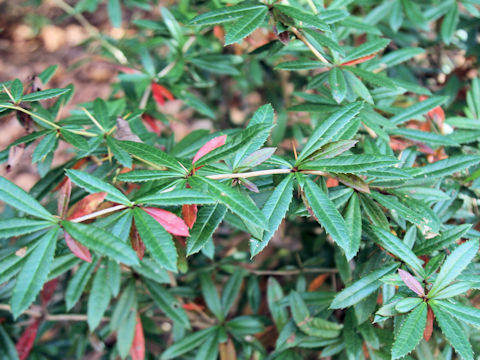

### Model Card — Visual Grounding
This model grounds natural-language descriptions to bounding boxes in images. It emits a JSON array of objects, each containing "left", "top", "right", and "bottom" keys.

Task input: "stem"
[
  {"left": 290, "top": 27, "right": 330, "bottom": 65},
  {"left": 245, "top": 267, "right": 338, "bottom": 276},
  {"left": 70, "top": 204, "right": 127, "bottom": 223},
  {"left": 0, "top": 104, "right": 60, "bottom": 129},
  {"left": 50, "top": 0, "right": 128, "bottom": 65},
  {"left": 0, "top": 304, "right": 108, "bottom": 322},
  {"left": 67, "top": 129, "right": 98, "bottom": 137},
  {"left": 206, "top": 168, "right": 292, "bottom": 180},
  {"left": 82, "top": 107, "right": 105, "bottom": 132}
]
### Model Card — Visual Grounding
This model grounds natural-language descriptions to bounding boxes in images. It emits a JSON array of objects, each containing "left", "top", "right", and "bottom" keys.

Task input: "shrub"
[{"left": 1, "top": 0, "right": 480, "bottom": 359}]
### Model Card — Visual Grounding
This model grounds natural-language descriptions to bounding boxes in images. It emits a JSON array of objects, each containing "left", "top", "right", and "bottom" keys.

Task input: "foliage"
[{"left": 1, "top": 0, "right": 480, "bottom": 359}]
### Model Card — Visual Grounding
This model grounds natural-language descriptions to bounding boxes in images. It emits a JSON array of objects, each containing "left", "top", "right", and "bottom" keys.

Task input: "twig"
[
  {"left": 290, "top": 27, "right": 330, "bottom": 65},
  {"left": 245, "top": 267, "right": 338, "bottom": 276},
  {"left": 0, "top": 104, "right": 59, "bottom": 129},
  {"left": 0, "top": 304, "right": 108, "bottom": 322},
  {"left": 206, "top": 168, "right": 292, "bottom": 180},
  {"left": 70, "top": 204, "right": 128, "bottom": 223}
]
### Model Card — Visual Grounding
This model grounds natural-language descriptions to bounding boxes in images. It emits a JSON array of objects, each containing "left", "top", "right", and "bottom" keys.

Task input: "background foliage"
[{"left": 1, "top": 0, "right": 480, "bottom": 359}]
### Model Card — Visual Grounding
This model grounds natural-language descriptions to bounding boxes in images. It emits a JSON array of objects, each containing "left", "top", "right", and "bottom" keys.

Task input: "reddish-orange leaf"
[
  {"left": 182, "top": 302, "right": 205, "bottom": 311},
  {"left": 130, "top": 221, "right": 145, "bottom": 260},
  {"left": 192, "top": 135, "right": 227, "bottom": 164},
  {"left": 64, "top": 232, "right": 92, "bottom": 263},
  {"left": 151, "top": 82, "right": 174, "bottom": 106},
  {"left": 116, "top": 66, "right": 141, "bottom": 74},
  {"left": 57, "top": 178, "right": 71, "bottom": 219},
  {"left": 142, "top": 114, "right": 161, "bottom": 135},
  {"left": 424, "top": 306, "right": 434, "bottom": 341},
  {"left": 16, "top": 319, "right": 41, "bottom": 360},
  {"left": 213, "top": 25, "right": 225, "bottom": 43},
  {"left": 41, "top": 278, "right": 59, "bottom": 306},
  {"left": 182, "top": 204, "right": 197, "bottom": 229},
  {"left": 308, "top": 274, "right": 328, "bottom": 292},
  {"left": 67, "top": 192, "right": 107, "bottom": 220},
  {"left": 326, "top": 177, "right": 339, "bottom": 188},
  {"left": 340, "top": 53, "right": 376, "bottom": 66},
  {"left": 143, "top": 207, "right": 190, "bottom": 237},
  {"left": 129, "top": 313, "right": 145, "bottom": 360}
]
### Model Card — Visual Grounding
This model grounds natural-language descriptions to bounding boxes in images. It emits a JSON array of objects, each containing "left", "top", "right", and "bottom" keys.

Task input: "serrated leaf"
[
  {"left": 142, "top": 207, "right": 189, "bottom": 237},
  {"left": 430, "top": 302, "right": 474, "bottom": 360},
  {"left": 297, "top": 102, "right": 363, "bottom": 162},
  {"left": 117, "top": 140, "right": 185, "bottom": 173},
  {"left": 398, "top": 269, "right": 424, "bottom": 296},
  {"left": 441, "top": 3, "right": 459, "bottom": 45},
  {"left": 344, "top": 193, "right": 361, "bottom": 259},
  {"left": 275, "top": 61, "right": 327, "bottom": 70},
  {"left": 200, "top": 273, "right": 224, "bottom": 321},
  {"left": 87, "top": 262, "right": 111, "bottom": 331},
  {"left": 0, "top": 218, "right": 52, "bottom": 239},
  {"left": 132, "top": 208, "right": 177, "bottom": 272},
  {"left": 188, "top": 4, "right": 266, "bottom": 25},
  {"left": 145, "top": 282, "right": 190, "bottom": 328},
  {"left": 414, "top": 224, "right": 471, "bottom": 255},
  {"left": 342, "top": 38, "right": 390, "bottom": 63},
  {"left": 38, "top": 65, "right": 58, "bottom": 85},
  {"left": 11, "top": 227, "right": 59, "bottom": 318},
  {"left": 136, "top": 188, "right": 214, "bottom": 206},
  {"left": 391, "top": 302, "right": 427, "bottom": 359},
  {"left": 415, "top": 155, "right": 480, "bottom": 179},
  {"left": 189, "top": 176, "right": 267, "bottom": 232},
  {"left": 60, "top": 129, "right": 90, "bottom": 150},
  {"left": 32, "top": 132, "right": 57, "bottom": 164},
  {"left": 250, "top": 175, "right": 294, "bottom": 257},
  {"left": 221, "top": 271, "right": 244, "bottom": 317},
  {"left": 62, "top": 221, "right": 139, "bottom": 266},
  {"left": 344, "top": 66, "right": 396, "bottom": 89},
  {"left": 0, "top": 324, "right": 18, "bottom": 360},
  {"left": 187, "top": 203, "right": 227, "bottom": 255},
  {"left": 21, "top": 88, "right": 71, "bottom": 101},
  {"left": 192, "top": 135, "right": 227, "bottom": 164},
  {"left": 330, "top": 263, "right": 399, "bottom": 309},
  {"left": 65, "top": 259, "right": 96, "bottom": 310},
  {"left": 117, "top": 170, "right": 181, "bottom": 183},
  {"left": 303, "top": 28, "right": 345, "bottom": 56},
  {"left": 225, "top": 7, "right": 268, "bottom": 45},
  {"left": 299, "top": 155, "right": 398, "bottom": 173},
  {"left": 329, "top": 67, "right": 347, "bottom": 104},
  {"left": 431, "top": 299, "right": 480, "bottom": 329},
  {"left": 395, "top": 297, "right": 423, "bottom": 313},
  {"left": 371, "top": 226, "right": 425, "bottom": 277},
  {"left": 66, "top": 169, "right": 131, "bottom": 205},
  {"left": 274, "top": 4, "right": 329, "bottom": 31},
  {"left": 391, "top": 96, "right": 447, "bottom": 125},
  {"left": 303, "top": 178, "right": 350, "bottom": 254},
  {"left": 389, "top": 128, "right": 458, "bottom": 148},
  {"left": 106, "top": 136, "right": 132, "bottom": 168},
  {"left": 429, "top": 240, "right": 479, "bottom": 297},
  {"left": 160, "top": 326, "right": 219, "bottom": 360},
  {"left": 267, "top": 277, "right": 288, "bottom": 330}
]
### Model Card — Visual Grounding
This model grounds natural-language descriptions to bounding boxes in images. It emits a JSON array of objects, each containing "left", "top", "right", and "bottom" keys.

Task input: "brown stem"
[{"left": 290, "top": 27, "right": 330, "bottom": 65}]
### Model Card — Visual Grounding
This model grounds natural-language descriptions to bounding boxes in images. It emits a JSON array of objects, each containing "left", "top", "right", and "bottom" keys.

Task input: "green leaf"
[
  {"left": 391, "top": 302, "right": 427, "bottom": 359},
  {"left": 309, "top": 140, "right": 358, "bottom": 160},
  {"left": 106, "top": 259, "right": 121, "bottom": 297},
  {"left": 267, "top": 277, "right": 288, "bottom": 330},
  {"left": 372, "top": 47, "right": 425, "bottom": 68},
  {"left": 0, "top": 177, "right": 54, "bottom": 220},
  {"left": 275, "top": 61, "right": 327, "bottom": 71},
  {"left": 132, "top": 259, "right": 170, "bottom": 284},
  {"left": 117, "top": 140, "right": 185, "bottom": 173},
  {"left": 429, "top": 240, "right": 479, "bottom": 297},
  {"left": 60, "top": 129, "right": 90, "bottom": 150},
  {"left": 135, "top": 188, "right": 215, "bottom": 206},
  {"left": 344, "top": 193, "right": 361, "bottom": 260},
  {"left": 390, "top": 96, "right": 447, "bottom": 125},
  {"left": 32, "top": 132, "right": 57, "bottom": 163},
  {"left": 342, "top": 38, "right": 390, "bottom": 63},
  {"left": 11, "top": 227, "right": 59, "bottom": 318},
  {"left": 111, "top": 282, "right": 136, "bottom": 331},
  {"left": 106, "top": 136, "right": 132, "bottom": 168},
  {"left": 66, "top": 169, "right": 131, "bottom": 205},
  {"left": 303, "top": 178, "right": 350, "bottom": 255},
  {"left": 0, "top": 324, "right": 18, "bottom": 360},
  {"left": 21, "top": 88, "right": 71, "bottom": 101},
  {"left": 221, "top": 271, "right": 244, "bottom": 317},
  {"left": 93, "top": 98, "right": 110, "bottom": 130},
  {"left": 414, "top": 224, "right": 472, "bottom": 255},
  {"left": 194, "top": 330, "right": 219, "bottom": 360},
  {"left": 87, "top": 262, "right": 112, "bottom": 331},
  {"left": 388, "top": 128, "right": 458, "bottom": 148},
  {"left": 297, "top": 102, "right": 363, "bottom": 162},
  {"left": 132, "top": 208, "right": 177, "bottom": 272},
  {"left": 145, "top": 282, "right": 190, "bottom": 329},
  {"left": 10, "top": 79, "right": 23, "bottom": 102},
  {"left": 189, "top": 176, "right": 267, "bottom": 232},
  {"left": 38, "top": 65, "right": 58, "bottom": 84},
  {"left": 117, "top": 310, "right": 136, "bottom": 358},
  {"left": 62, "top": 221, "right": 139, "bottom": 266},
  {"left": 107, "top": 0, "right": 122, "bottom": 28},
  {"left": 330, "top": 263, "right": 399, "bottom": 309},
  {"left": 188, "top": 4, "right": 267, "bottom": 25},
  {"left": 395, "top": 297, "right": 423, "bottom": 313},
  {"left": 329, "top": 67, "right": 347, "bottom": 104},
  {"left": 441, "top": 3, "right": 459, "bottom": 45},
  {"left": 65, "top": 259, "right": 96, "bottom": 310},
  {"left": 274, "top": 4, "right": 329, "bottom": 31},
  {"left": 200, "top": 273, "right": 224, "bottom": 321},
  {"left": 303, "top": 28, "right": 345, "bottom": 56},
  {"left": 299, "top": 155, "right": 398, "bottom": 173},
  {"left": 181, "top": 93, "right": 216, "bottom": 119},
  {"left": 161, "top": 7, "right": 184, "bottom": 43},
  {"left": 0, "top": 218, "right": 52, "bottom": 238},
  {"left": 430, "top": 302, "right": 474, "bottom": 360},
  {"left": 225, "top": 7, "right": 268, "bottom": 45},
  {"left": 117, "top": 170, "right": 181, "bottom": 183},
  {"left": 371, "top": 227, "right": 424, "bottom": 276},
  {"left": 187, "top": 203, "right": 227, "bottom": 255},
  {"left": 344, "top": 66, "right": 397, "bottom": 89},
  {"left": 250, "top": 175, "right": 294, "bottom": 257},
  {"left": 160, "top": 326, "right": 219, "bottom": 360},
  {"left": 414, "top": 155, "right": 480, "bottom": 179},
  {"left": 431, "top": 299, "right": 480, "bottom": 329}
]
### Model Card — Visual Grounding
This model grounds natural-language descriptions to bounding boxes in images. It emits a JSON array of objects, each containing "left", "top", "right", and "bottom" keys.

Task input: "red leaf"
[
  {"left": 67, "top": 192, "right": 107, "bottom": 220},
  {"left": 16, "top": 319, "right": 40, "bottom": 360},
  {"left": 41, "top": 278, "right": 59, "bottom": 306},
  {"left": 143, "top": 207, "right": 190, "bottom": 237},
  {"left": 130, "top": 221, "right": 145, "bottom": 260},
  {"left": 192, "top": 135, "right": 227, "bottom": 164},
  {"left": 151, "top": 82, "right": 174, "bottom": 106},
  {"left": 57, "top": 178, "right": 71, "bottom": 219},
  {"left": 398, "top": 269, "right": 424, "bottom": 296},
  {"left": 340, "top": 53, "right": 376, "bottom": 66},
  {"left": 182, "top": 204, "right": 197, "bottom": 229},
  {"left": 129, "top": 313, "right": 145, "bottom": 360},
  {"left": 182, "top": 302, "right": 205, "bottom": 311},
  {"left": 64, "top": 232, "right": 92, "bottom": 263},
  {"left": 424, "top": 306, "right": 434, "bottom": 341},
  {"left": 142, "top": 114, "right": 161, "bottom": 135}
]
